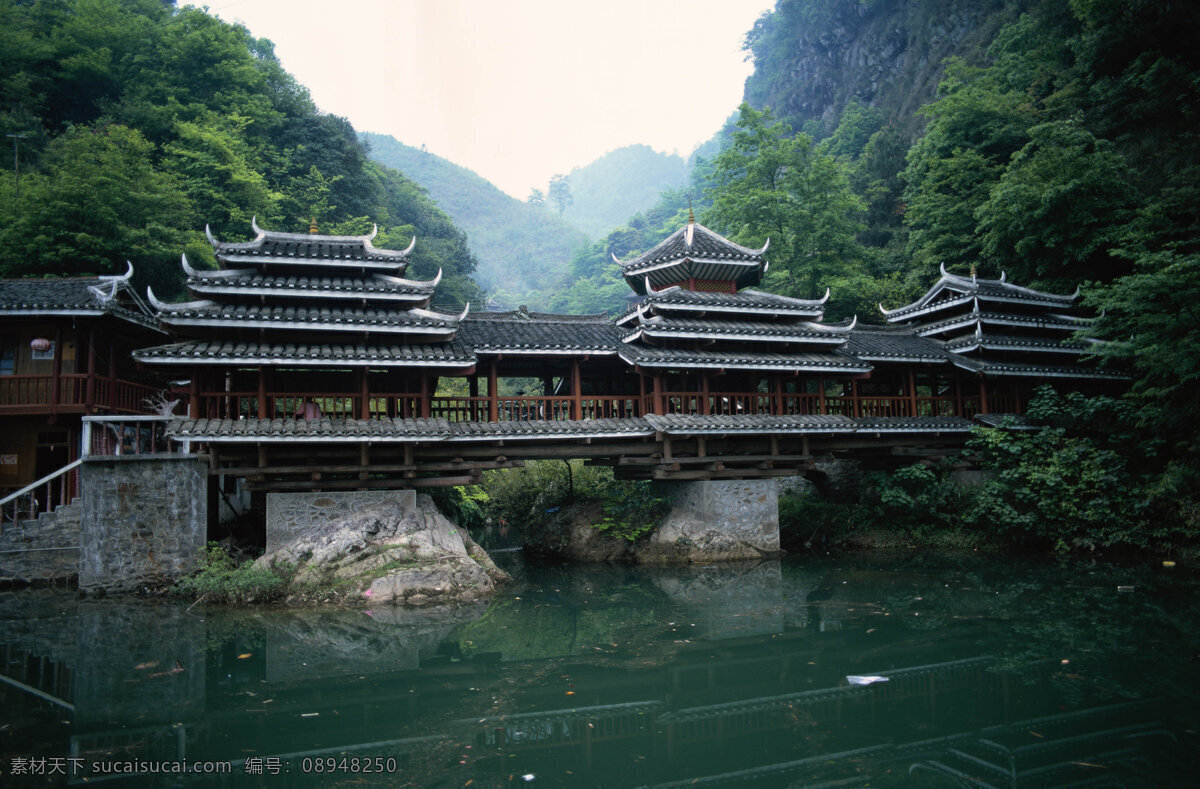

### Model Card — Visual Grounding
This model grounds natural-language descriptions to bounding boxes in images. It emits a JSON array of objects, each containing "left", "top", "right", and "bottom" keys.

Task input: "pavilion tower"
[
  {"left": 135, "top": 219, "right": 474, "bottom": 420},
  {"left": 613, "top": 216, "right": 869, "bottom": 414}
]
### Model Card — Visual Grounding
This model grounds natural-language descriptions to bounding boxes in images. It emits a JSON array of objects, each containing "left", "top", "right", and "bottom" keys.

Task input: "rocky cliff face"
[{"left": 744, "top": 0, "right": 1022, "bottom": 134}]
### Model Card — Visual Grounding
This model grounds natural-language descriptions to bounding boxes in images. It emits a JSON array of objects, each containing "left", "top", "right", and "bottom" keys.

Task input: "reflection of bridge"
[{"left": 1, "top": 584, "right": 1178, "bottom": 789}]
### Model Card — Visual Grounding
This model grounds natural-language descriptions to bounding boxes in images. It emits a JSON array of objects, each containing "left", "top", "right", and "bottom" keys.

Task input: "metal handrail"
[
  {"left": 0, "top": 459, "right": 83, "bottom": 511},
  {"left": 0, "top": 458, "right": 83, "bottom": 531}
]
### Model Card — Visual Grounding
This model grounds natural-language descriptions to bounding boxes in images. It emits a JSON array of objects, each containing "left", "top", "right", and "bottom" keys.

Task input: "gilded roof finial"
[
  {"left": 309, "top": 217, "right": 318, "bottom": 234},
  {"left": 687, "top": 199, "right": 695, "bottom": 225},
  {"left": 970, "top": 263, "right": 977, "bottom": 281}
]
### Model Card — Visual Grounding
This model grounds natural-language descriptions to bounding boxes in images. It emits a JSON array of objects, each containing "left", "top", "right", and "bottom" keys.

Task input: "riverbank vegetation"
[
  {"left": 783, "top": 387, "right": 1196, "bottom": 557},
  {"left": 438, "top": 461, "right": 669, "bottom": 544}
]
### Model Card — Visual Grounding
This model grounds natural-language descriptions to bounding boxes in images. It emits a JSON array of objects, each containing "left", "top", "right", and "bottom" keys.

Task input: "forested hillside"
[
  {"left": 362, "top": 133, "right": 587, "bottom": 309},
  {"left": 555, "top": 145, "right": 689, "bottom": 239},
  {"left": 0, "top": 0, "right": 481, "bottom": 306}
]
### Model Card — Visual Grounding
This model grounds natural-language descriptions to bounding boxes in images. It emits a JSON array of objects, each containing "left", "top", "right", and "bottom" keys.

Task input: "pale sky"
[{"left": 201, "top": 0, "right": 776, "bottom": 199}]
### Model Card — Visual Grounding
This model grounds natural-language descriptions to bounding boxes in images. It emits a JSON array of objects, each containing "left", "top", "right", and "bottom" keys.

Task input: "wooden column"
[
  {"left": 652, "top": 374, "right": 664, "bottom": 415},
  {"left": 851, "top": 378, "right": 861, "bottom": 418},
  {"left": 50, "top": 327, "right": 62, "bottom": 414},
  {"left": 468, "top": 375, "right": 479, "bottom": 421},
  {"left": 572, "top": 358, "right": 582, "bottom": 420},
  {"left": 774, "top": 377, "right": 785, "bottom": 416},
  {"left": 487, "top": 360, "right": 498, "bottom": 422},
  {"left": 108, "top": 341, "right": 117, "bottom": 411},
  {"left": 84, "top": 329, "right": 96, "bottom": 414},
  {"left": 1013, "top": 385, "right": 1023, "bottom": 415},
  {"left": 907, "top": 370, "right": 918, "bottom": 418},
  {"left": 700, "top": 375, "right": 710, "bottom": 415},
  {"left": 257, "top": 365, "right": 268, "bottom": 419},
  {"left": 419, "top": 374, "right": 430, "bottom": 418},
  {"left": 818, "top": 376, "right": 827, "bottom": 415},
  {"left": 638, "top": 372, "right": 647, "bottom": 415}
]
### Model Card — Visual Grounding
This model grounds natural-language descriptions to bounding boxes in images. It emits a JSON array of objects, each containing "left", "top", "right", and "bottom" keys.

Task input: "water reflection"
[{"left": 1, "top": 555, "right": 1197, "bottom": 787}]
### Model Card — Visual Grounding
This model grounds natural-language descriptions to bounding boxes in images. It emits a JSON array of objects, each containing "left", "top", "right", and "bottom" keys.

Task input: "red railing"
[
  {"left": 0, "top": 374, "right": 160, "bottom": 414},
  {"left": 197, "top": 392, "right": 424, "bottom": 420}
]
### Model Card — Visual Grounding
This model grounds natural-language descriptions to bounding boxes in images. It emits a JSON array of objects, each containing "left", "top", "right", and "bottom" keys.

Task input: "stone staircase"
[{"left": 0, "top": 499, "right": 82, "bottom": 584}]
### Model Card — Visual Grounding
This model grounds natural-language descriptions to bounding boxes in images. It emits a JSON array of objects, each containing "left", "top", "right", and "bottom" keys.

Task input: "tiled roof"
[
  {"left": 155, "top": 303, "right": 460, "bottom": 335},
  {"left": 882, "top": 269, "right": 1079, "bottom": 322},
  {"left": 460, "top": 312, "right": 622, "bottom": 354},
  {"left": 445, "top": 418, "right": 653, "bottom": 441},
  {"left": 974, "top": 413, "right": 1037, "bottom": 430},
  {"left": 618, "top": 288, "right": 826, "bottom": 323},
  {"left": 623, "top": 317, "right": 847, "bottom": 346},
  {"left": 845, "top": 326, "right": 949, "bottom": 362},
  {"left": 619, "top": 344, "right": 871, "bottom": 373},
  {"left": 187, "top": 273, "right": 436, "bottom": 302},
  {"left": 133, "top": 339, "right": 475, "bottom": 367},
  {"left": 643, "top": 413, "right": 856, "bottom": 435},
  {"left": 944, "top": 333, "right": 1092, "bottom": 354},
  {"left": 620, "top": 222, "right": 766, "bottom": 273},
  {"left": 211, "top": 220, "right": 412, "bottom": 266},
  {"left": 0, "top": 276, "right": 160, "bottom": 329},
  {"left": 950, "top": 356, "right": 1129, "bottom": 380},
  {"left": 166, "top": 416, "right": 652, "bottom": 443},
  {"left": 618, "top": 222, "right": 767, "bottom": 293},
  {"left": 854, "top": 416, "right": 976, "bottom": 433},
  {"left": 167, "top": 417, "right": 452, "bottom": 442},
  {"left": 918, "top": 310, "right": 1090, "bottom": 338}
]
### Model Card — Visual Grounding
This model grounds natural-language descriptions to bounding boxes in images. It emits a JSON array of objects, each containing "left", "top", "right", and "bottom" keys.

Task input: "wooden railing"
[
  {"left": 430, "top": 396, "right": 642, "bottom": 422},
  {"left": 193, "top": 390, "right": 1000, "bottom": 423},
  {"left": 0, "top": 374, "right": 160, "bottom": 414}
]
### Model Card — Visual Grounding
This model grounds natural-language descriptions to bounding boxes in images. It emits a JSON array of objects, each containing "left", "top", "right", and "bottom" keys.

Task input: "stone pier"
[
  {"left": 78, "top": 456, "right": 207, "bottom": 592},
  {"left": 645, "top": 478, "right": 782, "bottom": 562}
]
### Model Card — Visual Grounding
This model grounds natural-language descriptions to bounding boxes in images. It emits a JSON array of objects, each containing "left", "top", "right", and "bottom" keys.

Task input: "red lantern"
[{"left": 30, "top": 338, "right": 51, "bottom": 353}]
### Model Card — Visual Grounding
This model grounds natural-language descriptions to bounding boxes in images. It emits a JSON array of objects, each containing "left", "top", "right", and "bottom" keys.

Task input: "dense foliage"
[{"left": 0, "top": 0, "right": 481, "bottom": 305}]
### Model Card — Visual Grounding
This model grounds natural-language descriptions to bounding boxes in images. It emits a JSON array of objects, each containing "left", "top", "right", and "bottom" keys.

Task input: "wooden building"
[{"left": 0, "top": 266, "right": 165, "bottom": 507}]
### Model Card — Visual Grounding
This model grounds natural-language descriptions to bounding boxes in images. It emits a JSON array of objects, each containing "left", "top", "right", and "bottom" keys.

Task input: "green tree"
[
  {"left": 976, "top": 119, "right": 1135, "bottom": 286},
  {"left": 0, "top": 123, "right": 193, "bottom": 292},
  {"left": 705, "top": 103, "right": 867, "bottom": 316},
  {"left": 548, "top": 173, "right": 573, "bottom": 217}
]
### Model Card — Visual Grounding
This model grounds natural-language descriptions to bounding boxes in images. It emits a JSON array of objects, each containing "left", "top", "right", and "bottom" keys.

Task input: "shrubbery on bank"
[
  {"left": 782, "top": 388, "right": 1197, "bottom": 556},
  {"left": 436, "top": 461, "right": 668, "bottom": 543}
]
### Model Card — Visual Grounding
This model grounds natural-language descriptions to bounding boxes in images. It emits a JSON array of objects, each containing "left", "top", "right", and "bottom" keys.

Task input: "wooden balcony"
[{"left": 0, "top": 374, "right": 163, "bottom": 416}]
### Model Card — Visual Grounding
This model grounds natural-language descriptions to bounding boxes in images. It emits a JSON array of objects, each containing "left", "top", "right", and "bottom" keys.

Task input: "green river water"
[{"left": 2, "top": 552, "right": 1198, "bottom": 787}]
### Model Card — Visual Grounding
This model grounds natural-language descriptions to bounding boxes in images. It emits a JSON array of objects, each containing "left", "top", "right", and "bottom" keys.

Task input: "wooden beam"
[{"left": 243, "top": 474, "right": 481, "bottom": 492}]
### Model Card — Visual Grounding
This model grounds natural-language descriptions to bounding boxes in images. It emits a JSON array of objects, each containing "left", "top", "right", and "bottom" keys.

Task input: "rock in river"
[{"left": 255, "top": 495, "right": 508, "bottom": 605}]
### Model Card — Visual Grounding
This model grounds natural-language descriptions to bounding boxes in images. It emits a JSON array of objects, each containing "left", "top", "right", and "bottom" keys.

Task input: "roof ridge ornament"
[
  {"left": 373, "top": 267, "right": 442, "bottom": 288},
  {"left": 818, "top": 287, "right": 830, "bottom": 305},
  {"left": 250, "top": 216, "right": 266, "bottom": 241},
  {"left": 146, "top": 286, "right": 216, "bottom": 312},
  {"left": 89, "top": 261, "right": 134, "bottom": 303},
  {"left": 205, "top": 224, "right": 220, "bottom": 248}
]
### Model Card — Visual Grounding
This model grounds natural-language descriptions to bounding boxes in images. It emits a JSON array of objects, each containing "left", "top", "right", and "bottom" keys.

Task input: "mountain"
[
  {"left": 558, "top": 145, "right": 689, "bottom": 239},
  {"left": 743, "top": 0, "right": 1022, "bottom": 137},
  {"left": 362, "top": 133, "right": 588, "bottom": 308}
]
